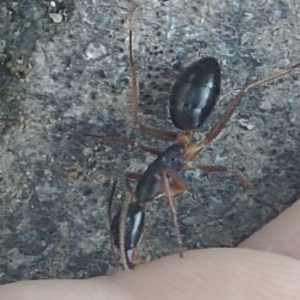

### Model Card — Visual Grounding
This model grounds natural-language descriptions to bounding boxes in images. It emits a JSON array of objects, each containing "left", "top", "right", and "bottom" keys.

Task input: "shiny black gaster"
[
  {"left": 110, "top": 203, "right": 145, "bottom": 264},
  {"left": 169, "top": 57, "right": 221, "bottom": 130}
]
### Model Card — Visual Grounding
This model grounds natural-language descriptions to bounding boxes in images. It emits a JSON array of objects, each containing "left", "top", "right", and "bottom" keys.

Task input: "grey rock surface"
[{"left": 0, "top": 0, "right": 300, "bottom": 284}]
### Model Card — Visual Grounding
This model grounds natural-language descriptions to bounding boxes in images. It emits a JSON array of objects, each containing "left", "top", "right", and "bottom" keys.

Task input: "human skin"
[{"left": 2, "top": 199, "right": 300, "bottom": 300}]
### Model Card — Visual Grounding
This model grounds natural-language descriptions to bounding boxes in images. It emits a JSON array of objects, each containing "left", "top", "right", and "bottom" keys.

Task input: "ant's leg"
[
  {"left": 129, "top": 27, "right": 138, "bottom": 125},
  {"left": 108, "top": 180, "right": 118, "bottom": 265},
  {"left": 187, "top": 62, "right": 300, "bottom": 160},
  {"left": 184, "top": 164, "right": 252, "bottom": 187},
  {"left": 128, "top": 7, "right": 194, "bottom": 145},
  {"left": 202, "top": 62, "right": 300, "bottom": 146},
  {"left": 162, "top": 169, "right": 189, "bottom": 258},
  {"left": 66, "top": 132, "right": 161, "bottom": 157},
  {"left": 118, "top": 193, "right": 133, "bottom": 271},
  {"left": 138, "top": 124, "right": 194, "bottom": 145},
  {"left": 128, "top": 7, "right": 139, "bottom": 125},
  {"left": 162, "top": 170, "right": 183, "bottom": 258},
  {"left": 165, "top": 168, "right": 189, "bottom": 197},
  {"left": 118, "top": 172, "right": 142, "bottom": 270}
]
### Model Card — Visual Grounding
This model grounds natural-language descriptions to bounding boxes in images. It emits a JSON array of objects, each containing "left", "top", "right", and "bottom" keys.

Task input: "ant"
[{"left": 68, "top": 5, "right": 300, "bottom": 270}]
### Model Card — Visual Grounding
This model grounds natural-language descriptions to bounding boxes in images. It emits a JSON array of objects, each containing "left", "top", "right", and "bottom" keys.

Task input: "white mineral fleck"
[{"left": 49, "top": 13, "right": 63, "bottom": 24}]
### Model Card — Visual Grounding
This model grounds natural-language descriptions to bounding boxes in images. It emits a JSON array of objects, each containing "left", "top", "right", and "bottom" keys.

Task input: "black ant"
[{"left": 68, "top": 5, "right": 300, "bottom": 270}]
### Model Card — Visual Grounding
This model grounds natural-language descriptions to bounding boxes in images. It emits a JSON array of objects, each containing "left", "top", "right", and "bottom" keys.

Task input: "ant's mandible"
[{"left": 70, "top": 5, "right": 300, "bottom": 270}]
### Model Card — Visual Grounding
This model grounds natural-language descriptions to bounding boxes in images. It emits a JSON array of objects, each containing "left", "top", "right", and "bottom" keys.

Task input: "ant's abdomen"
[{"left": 170, "top": 57, "right": 221, "bottom": 130}]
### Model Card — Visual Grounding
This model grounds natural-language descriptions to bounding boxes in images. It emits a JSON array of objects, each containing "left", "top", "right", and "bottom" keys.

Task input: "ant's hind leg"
[
  {"left": 67, "top": 132, "right": 162, "bottom": 157},
  {"left": 108, "top": 180, "right": 119, "bottom": 265},
  {"left": 118, "top": 172, "right": 144, "bottom": 270},
  {"left": 184, "top": 164, "right": 252, "bottom": 187},
  {"left": 162, "top": 169, "right": 189, "bottom": 258},
  {"left": 191, "top": 62, "right": 300, "bottom": 155}
]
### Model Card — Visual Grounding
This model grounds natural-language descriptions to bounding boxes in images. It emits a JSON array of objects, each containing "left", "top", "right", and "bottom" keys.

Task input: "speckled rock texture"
[{"left": 0, "top": 0, "right": 300, "bottom": 284}]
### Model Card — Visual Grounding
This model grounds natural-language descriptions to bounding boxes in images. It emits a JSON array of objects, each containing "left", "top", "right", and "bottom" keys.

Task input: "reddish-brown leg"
[
  {"left": 108, "top": 180, "right": 119, "bottom": 265},
  {"left": 68, "top": 132, "right": 162, "bottom": 157},
  {"left": 186, "top": 62, "right": 300, "bottom": 161},
  {"left": 138, "top": 124, "right": 194, "bottom": 145},
  {"left": 128, "top": 4, "right": 139, "bottom": 125},
  {"left": 165, "top": 168, "right": 189, "bottom": 197},
  {"left": 128, "top": 7, "right": 194, "bottom": 145},
  {"left": 184, "top": 164, "right": 252, "bottom": 187},
  {"left": 162, "top": 168, "right": 189, "bottom": 258},
  {"left": 118, "top": 172, "right": 143, "bottom": 270},
  {"left": 118, "top": 192, "right": 133, "bottom": 271}
]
